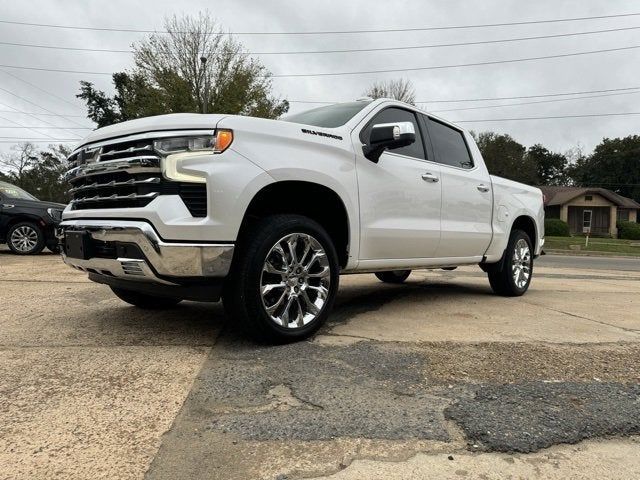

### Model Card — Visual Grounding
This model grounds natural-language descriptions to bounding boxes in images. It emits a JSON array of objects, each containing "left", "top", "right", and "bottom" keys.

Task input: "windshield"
[
  {"left": 0, "top": 181, "right": 38, "bottom": 201},
  {"left": 283, "top": 101, "right": 371, "bottom": 128}
]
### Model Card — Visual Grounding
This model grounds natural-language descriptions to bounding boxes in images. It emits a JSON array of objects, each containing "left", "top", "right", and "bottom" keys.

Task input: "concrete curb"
[{"left": 544, "top": 249, "right": 640, "bottom": 259}]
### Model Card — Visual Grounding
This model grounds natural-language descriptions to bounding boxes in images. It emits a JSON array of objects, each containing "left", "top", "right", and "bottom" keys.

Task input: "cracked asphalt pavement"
[{"left": 1, "top": 249, "right": 640, "bottom": 479}]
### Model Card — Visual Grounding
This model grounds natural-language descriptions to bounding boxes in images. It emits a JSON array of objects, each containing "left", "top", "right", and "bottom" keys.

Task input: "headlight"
[
  {"left": 153, "top": 130, "right": 233, "bottom": 155},
  {"left": 158, "top": 130, "right": 234, "bottom": 184},
  {"left": 154, "top": 135, "right": 215, "bottom": 154},
  {"left": 47, "top": 208, "right": 63, "bottom": 222}
]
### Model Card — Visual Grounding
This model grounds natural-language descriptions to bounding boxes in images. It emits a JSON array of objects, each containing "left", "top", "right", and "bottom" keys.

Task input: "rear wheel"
[
  {"left": 110, "top": 287, "right": 182, "bottom": 309},
  {"left": 7, "top": 222, "right": 45, "bottom": 255},
  {"left": 375, "top": 270, "right": 411, "bottom": 283},
  {"left": 223, "top": 214, "right": 339, "bottom": 343},
  {"left": 487, "top": 229, "right": 533, "bottom": 296}
]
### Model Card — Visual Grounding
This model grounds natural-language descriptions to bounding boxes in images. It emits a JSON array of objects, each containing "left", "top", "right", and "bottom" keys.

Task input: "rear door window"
[{"left": 427, "top": 118, "right": 474, "bottom": 169}]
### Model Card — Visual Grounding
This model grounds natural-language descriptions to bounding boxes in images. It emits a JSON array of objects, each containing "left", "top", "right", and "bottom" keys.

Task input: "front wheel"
[
  {"left": 110, "top": 287, "right": 182, "bottom": 309},
  {"left": 487, "top": 229, "right": 533, "bottom": 296},
  {"left": 223, "top": 214, "right": 339, "bottom": 343},
  {"left": 7, "top": 222, "right": 45, "bottom": 255}
]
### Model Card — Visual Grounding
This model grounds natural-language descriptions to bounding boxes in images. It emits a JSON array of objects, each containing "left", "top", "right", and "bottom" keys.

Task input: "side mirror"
[{"left": 362, "top": 121, "right": 416, "bottom": 163}]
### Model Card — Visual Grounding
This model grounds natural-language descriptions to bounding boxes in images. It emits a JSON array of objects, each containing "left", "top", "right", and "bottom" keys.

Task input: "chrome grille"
[{"left": 66, "top": 135, "right": 208, "bottom": 217}]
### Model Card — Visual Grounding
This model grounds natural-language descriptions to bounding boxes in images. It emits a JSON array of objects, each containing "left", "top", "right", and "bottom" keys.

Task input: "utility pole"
[{"left": 200, "top": 56, "right": 209, "bottom": 114}]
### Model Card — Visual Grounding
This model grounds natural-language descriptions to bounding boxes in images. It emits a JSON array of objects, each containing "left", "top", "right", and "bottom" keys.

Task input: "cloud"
[{"left": 0, "top": 0, "right": 638, "bottom": 153}]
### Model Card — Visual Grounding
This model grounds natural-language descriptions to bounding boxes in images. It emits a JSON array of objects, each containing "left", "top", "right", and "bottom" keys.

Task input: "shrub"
[
  {"left": 618, "top": 221, "right": 640, "bottom": 240},
  {"left": 545, "top": 218, "right": 570, "bottom": 237}
]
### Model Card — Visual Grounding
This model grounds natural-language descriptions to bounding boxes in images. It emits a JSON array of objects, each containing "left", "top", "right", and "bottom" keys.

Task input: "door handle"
[
  {"left": 477, "top": 184, "right": 490, "bottom": 193},
  {"left": 1, "top": 204, "right": 14, "bottom": 208},
  {"left": 421, "top": 173, "right": 439, "bottom": 183}
]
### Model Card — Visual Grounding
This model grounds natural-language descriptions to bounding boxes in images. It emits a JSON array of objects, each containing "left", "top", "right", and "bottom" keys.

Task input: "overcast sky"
[{"left": 1, "top": 0, "right": 639, "bottom": 155}]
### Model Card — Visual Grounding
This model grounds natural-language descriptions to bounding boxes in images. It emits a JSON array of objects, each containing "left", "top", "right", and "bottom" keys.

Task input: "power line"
[
  {"left": 2, "top": 44, "right": 639, "bottom": 78},
  {"left": 1, "top": 12, "right": 640, "bottom": 35},
  {"left": 290, "top": 85, "right": 640, "bottom": 105},
  {"left": 0, "top": 136, "right": 78, "bottom": 141},
  {"left": 289, "top": 85, "right": 640, "bottom": 104},
  {"left": 2, "top": 25, "right": 640, "bottom": 55},
  {"left": 270, "top": 44, "right": 640, "bottom": 77},
  {"left": 421, "top": 86, "right": 640, "bottom": 104},
  {"left": 429, "top": 90, "right": 640, "bottom": 113},
  {"left": 0, "top": 140, "right": 76, "bottom": 143},
  {"left": 0, "top": 114, "right": 58, "bottom": 140},
  {"left": 0, "top": 125, "right": 91, "bottom": 129},
  {"left": 0, "top": 87, "right": 83, "bottom": 138},
  {"left": 453, "top": 112, "right": 640, "bottom": 123},
  {"left": 0, "top": 69, "right": 86, "bottom": 113},
  {"left": 0, "top": 108, "right": 86, "bottom": 118}
]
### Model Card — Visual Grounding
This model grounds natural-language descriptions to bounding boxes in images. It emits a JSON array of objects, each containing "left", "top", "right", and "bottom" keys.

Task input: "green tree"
[
  {"left": 568, "top": 135, "right": 640, "bottom": 202},
  {"left": 526, "top": 144, "right": 567, "bottom": 185},
  {"left": 78, "top": 12, "right": 288, "bottom": 127},
  {"left": 473, "top": 132, "right": 537, "bottom": 184}
]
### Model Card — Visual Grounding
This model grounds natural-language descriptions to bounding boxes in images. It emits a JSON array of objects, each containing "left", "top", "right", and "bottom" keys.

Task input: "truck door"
[
  {"left": 422, "top": 115, "right": 493, "bottom": 258},
  {"left": 353, "top": 106, "right": 442, "bottom": 260}
]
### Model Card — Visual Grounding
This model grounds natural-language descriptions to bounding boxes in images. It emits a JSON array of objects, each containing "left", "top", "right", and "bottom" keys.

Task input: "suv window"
[
  {"left": 361, "top": 107, "right": 425, "bottom": 160},
  {"left": 427, "top": 118, "right": 474, "bottom": 169},
  {"left": 0, "top": 181, "right": 38, "bottom": 200}
]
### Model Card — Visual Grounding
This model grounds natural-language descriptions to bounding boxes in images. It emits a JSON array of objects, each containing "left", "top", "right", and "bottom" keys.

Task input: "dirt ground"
[{"left": 1, "top": 250, "right": 639, "bottom": 479}]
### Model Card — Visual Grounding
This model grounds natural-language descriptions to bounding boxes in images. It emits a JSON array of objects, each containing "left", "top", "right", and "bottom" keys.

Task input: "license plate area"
[{"left": 64, "top": 231, "right": 93, "bottom": 260}]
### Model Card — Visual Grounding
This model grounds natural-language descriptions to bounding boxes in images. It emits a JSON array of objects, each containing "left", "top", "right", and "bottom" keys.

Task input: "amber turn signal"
[{"left": 214, "top": 129, "right": 233, "bottom": 153}]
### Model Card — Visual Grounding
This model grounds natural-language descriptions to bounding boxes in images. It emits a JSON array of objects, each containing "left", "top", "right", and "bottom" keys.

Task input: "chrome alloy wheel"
[
  {"left": 10, "top": 225, "right": 38, "bottom": 253},
  {"left": 260, "top": 233, "right": 331, "bottom": 329},
  {"left": 512, "top": 238, "right": 532, "bottom": 289}
]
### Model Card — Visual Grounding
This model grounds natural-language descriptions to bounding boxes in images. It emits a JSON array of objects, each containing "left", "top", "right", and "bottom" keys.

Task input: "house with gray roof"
[{"left": 540, "top": 186, "right": 640, "bottom": 237}]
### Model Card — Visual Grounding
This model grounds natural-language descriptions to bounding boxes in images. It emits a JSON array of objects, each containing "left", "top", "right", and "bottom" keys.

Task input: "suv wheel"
[
  {"left": 110, "top": 287, "right": 182, "bottom": 309},
  {"left": 223, "top": 214, "right": 339, "bottom": 343},
  {"left": 7, "top": 222, "right": 45, "bottom": 255},
  {"left": 375, "top": 270, "right": 411, "bottom": 283},
  {"left": 487, "top": 229, "right": 533, "bottom": 296}
]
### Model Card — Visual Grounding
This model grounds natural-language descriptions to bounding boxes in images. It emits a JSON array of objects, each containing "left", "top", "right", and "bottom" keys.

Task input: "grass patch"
[{"left": 545, "top": 236, "right": 640, "bottom": 256}]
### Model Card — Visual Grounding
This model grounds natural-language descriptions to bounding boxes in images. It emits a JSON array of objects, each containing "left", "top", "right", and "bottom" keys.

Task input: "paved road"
[
  {"left": 539, "top": 253, "right": 640, "bottom": 271},
  {"left": 1, "top": 253, "right": 640, "bottom": 479}
]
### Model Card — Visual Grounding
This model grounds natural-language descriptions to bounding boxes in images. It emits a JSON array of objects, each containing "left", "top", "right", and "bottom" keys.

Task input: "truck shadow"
[
  {"left": 327, "top": 279, "right": 492, "bottom": 330},
  {"left": 94, "top": 278, "right": 491, "bottom": 344}
]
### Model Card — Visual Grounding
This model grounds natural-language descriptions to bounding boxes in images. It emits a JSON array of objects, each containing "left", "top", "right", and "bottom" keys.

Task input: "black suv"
[{"left": 0, "top": 181, "right": 66, "bottom": 255}]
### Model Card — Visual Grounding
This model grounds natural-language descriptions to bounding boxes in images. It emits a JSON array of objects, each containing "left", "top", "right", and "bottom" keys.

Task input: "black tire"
[
  {"left": 487, "top": 229, "right": 534, "bottom": 296},
  {"left": 223, "top": 214, "right": 340, "bottom": 343},
  {"left": 7, "top": 222, "right": 45, "bottom": 255},
  {"left": 375, "top": 270, "right": 411, "bottom": 283},
  {"left": 110, "top": 287, "right": 182, "bottom": 309}
]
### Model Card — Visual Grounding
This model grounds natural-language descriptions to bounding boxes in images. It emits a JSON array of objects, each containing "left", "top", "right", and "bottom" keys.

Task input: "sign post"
[{"left": 583, "top": 226, "right": 591, "bottom": 247}]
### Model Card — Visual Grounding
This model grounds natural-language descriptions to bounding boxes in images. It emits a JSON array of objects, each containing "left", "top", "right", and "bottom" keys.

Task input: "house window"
[
  {"left": 617, "top": 209, "right": 630, "bottom": 222},
  {"left": 585, "top": 195, "right": 593, "bottom": 201}
]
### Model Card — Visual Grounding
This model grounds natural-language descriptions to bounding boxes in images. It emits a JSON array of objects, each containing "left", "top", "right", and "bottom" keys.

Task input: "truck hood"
[{"left": 78, "top": 113, "right": 228, "bottom": 147}]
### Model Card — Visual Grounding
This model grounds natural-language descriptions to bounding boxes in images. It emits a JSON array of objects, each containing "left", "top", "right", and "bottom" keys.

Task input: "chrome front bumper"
[{"left": 58, "top": 219, "right": 234, "bottom": 285}]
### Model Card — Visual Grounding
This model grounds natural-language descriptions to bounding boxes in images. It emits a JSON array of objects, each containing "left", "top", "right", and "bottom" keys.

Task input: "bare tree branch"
[
  {"left": 363, "top": 78, "right": 416, "bottom": 105},
  {"left": 0, "top": 143, "right": 37, "bottom": 181}
]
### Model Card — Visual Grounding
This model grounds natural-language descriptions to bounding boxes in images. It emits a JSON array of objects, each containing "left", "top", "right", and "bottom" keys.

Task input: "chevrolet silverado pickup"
[{"left": 59, "top": 98, "right": 544, "bottom": 342}]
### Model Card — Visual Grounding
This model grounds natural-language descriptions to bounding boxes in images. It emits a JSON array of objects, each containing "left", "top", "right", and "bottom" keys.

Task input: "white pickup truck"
[{"left": 59, "top": 98, "right": 544, "bottom": 342}]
